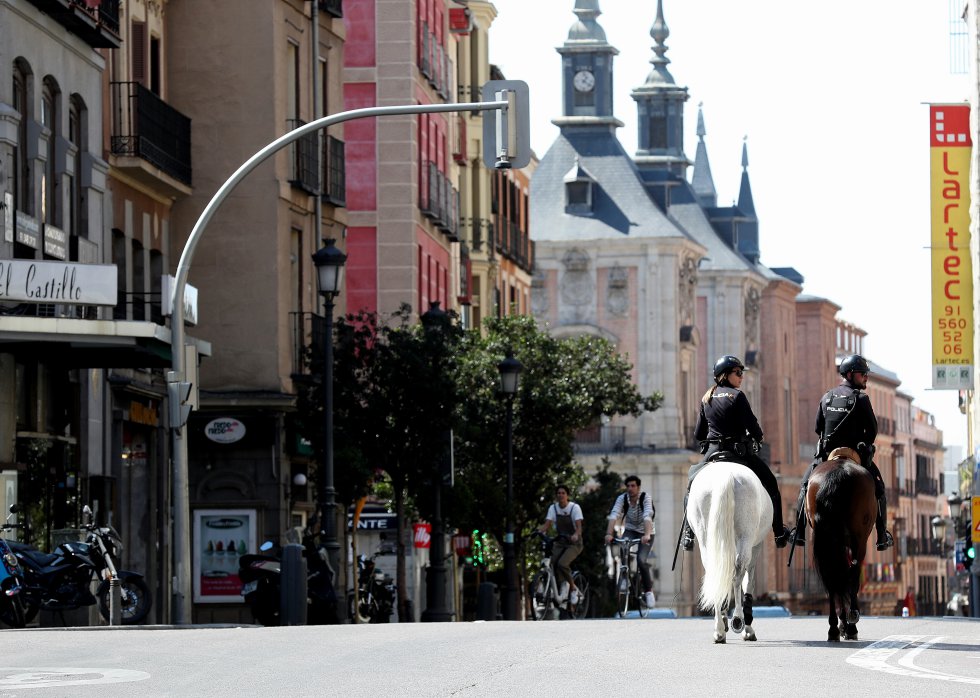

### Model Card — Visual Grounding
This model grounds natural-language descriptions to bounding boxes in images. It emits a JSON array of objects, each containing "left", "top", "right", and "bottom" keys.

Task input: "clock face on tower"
[{"left": 573, "top": 70, "right": 595, "bottom": 93}]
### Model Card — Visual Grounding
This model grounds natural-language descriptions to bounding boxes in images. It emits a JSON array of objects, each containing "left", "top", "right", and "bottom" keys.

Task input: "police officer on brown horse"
[
  {"left": 680, "top": 355, "right": 791, "bottom": 552},
  {"left": 790, "top": 354, "right": 894, "bottom": 551}
]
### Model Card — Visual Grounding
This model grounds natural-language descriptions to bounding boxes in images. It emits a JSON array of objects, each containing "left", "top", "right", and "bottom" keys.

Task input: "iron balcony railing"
[
  {"left": 287, "top": 121, "right": 346, "bottom": 206},
  {"left": 110, "top": 81, "right": 192, "bottom": 184},
  {"left": 287, "top": 119, "right": 319, "bottom": 194},
  {"left": 318, "top": 0, "right": 343, "bottom": 18},
  {"left": 572, "top": 425, "right": 627, "bottom": 454},
  {"left": 324, "top": 135, "right": 346, "bottom": 206},
  {"left": 419, "top": 162, "right": 459, "bottom": 239}
]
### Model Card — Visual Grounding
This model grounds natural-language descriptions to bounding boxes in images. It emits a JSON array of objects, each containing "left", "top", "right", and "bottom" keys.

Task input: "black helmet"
[
  {"left": 713, "top": 355, "right": 745, "bottom": 382},
  {"left": 839, "top": 354, "right": 870, "bottom": 376}
]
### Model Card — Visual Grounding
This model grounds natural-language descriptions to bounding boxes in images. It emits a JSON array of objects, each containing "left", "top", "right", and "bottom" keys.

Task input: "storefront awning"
[{"left": 0, "top": 315, "right": 211, "bottom": 369}]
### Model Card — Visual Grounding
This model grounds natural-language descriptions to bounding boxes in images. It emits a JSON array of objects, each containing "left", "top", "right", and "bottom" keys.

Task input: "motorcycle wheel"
[
  {"left": 0, "top": 595, "right": 26, "bottom": 628},
  {"left": 98, "top": 573, "right": 152, "bottom": 625}
]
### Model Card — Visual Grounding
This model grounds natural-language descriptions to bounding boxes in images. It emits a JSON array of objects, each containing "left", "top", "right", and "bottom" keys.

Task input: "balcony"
[
  {"left": 323, "top": 136, "right": 346, "bottom": 207},
  {"left": 914, "top": 478, "right": 939, "bottom": 496},
  {"left": 287, "top": 119, "right": 319, "bottom": 195},
  {"left": 573, "top": 425, "right": 626, "bottom": 454},
  {"left": 318, "top": 0, "right": 343, "bottom": 18},
  {"left": 418, "top": 21, "right": 452, "bottom": 98},
  {"left": 419, "top": 162, "right": 459, "bottom": 240},
  {"left": 28, "top": 0, "right": 121, "bottom": 48},
  {"left": 110, "top": 82, "right": 192, "bottom": 193},
  {"left": 495, "top": 218, "right": 531, "bottom": 270}
]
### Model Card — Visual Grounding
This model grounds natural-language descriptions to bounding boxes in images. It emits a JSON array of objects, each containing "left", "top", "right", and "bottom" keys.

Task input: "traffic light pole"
[{"left": 166, "top": 97, "right": 517, "bottom": 624}]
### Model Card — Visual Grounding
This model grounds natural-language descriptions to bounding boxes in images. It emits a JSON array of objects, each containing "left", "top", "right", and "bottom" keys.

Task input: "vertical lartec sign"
[{"left": 930, "top": 104, "right": 974, "bottom": 389}]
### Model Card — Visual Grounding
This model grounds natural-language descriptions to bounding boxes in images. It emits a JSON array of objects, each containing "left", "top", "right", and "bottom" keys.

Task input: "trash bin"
[{"left": 476, "top": 582, "right": 498, "bottom": 621}]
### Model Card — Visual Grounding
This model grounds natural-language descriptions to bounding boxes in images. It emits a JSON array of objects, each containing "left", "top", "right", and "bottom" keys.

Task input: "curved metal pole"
[{"left": 168, "top": 100, "right": 508, "bottom": 623}]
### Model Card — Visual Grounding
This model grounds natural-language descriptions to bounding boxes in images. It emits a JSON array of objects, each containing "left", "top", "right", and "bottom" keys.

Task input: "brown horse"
[{"left": 805, "top": 447, "right": 876, "bottom": 642}]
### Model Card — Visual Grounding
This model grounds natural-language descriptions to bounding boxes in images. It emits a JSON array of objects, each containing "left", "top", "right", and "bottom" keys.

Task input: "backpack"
[{"left": 609, "top": 491, "right": 650, "bottom": 520}]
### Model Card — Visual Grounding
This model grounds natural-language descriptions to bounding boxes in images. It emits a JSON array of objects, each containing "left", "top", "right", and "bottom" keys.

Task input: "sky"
[{"left": 487, "top": 0, "right": 972, "bottom": 456}]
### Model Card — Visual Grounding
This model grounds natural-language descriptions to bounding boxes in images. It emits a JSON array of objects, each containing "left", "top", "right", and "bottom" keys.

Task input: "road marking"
[
  {"left": 847, "top": 635, "right": 980, "bottom": 685},
  {"left": 0, "top": 668, "right": 150, "bottom": 689}
]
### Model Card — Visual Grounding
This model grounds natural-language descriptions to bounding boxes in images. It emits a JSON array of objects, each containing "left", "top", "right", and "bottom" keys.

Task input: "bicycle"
[
  {"left": 528, "top": 531, "right": 590, "bottom": 620},
  {"left": 611, "top": 536, "right": 653, "bottom": 618}
]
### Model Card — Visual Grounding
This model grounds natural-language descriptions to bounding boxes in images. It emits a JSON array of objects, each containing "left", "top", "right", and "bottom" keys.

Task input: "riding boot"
[
  {"left": 875, "top": 495, "right": 894, "bottom": 551},
  {"left": 681, "top": 518, "right": 695, "bottom": 551},
  {"left": 790, "top": 484, "right": 807, "bottom": 546},
  {"left": 680, "top": 491, "right": 694, "bottom": 551},
  {"left": 769, "top": 495, "right": 790, "bottom": 548}
]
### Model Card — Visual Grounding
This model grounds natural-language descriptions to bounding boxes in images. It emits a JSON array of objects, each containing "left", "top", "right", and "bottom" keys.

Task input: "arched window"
[
  {"left": 12, "top": 59, "right": 33, "bottom": 216},
  {"left": 68, "top": 94, "right": 87, "bottom": 239},
  {"left": 41, "top": 76, "right": 61, "bottom": 226}
]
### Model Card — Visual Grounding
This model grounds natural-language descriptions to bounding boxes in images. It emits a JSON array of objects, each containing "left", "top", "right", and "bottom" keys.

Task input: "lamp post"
[
  {"left": 497, "top": 349, "right": 522, "bottom": 621},
  {"left": 931, "top": 511, "right": 951, "bottom": 617},
  {"left": 420, "top": 301, "right": 453, "bottom": 622},
  {"left": 312, "top": 238, "right": 347, "bottom": 623}
]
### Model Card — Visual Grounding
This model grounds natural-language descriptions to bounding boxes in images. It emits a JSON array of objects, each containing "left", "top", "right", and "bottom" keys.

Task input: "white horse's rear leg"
[
  {"left": 741, "top": 544, "right": 761, "bottom": 641},
  {"left": 713, "top": 606, "right": 727, "bottom": 643}
]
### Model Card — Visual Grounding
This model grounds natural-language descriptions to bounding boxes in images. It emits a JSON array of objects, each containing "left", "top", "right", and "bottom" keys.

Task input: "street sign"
[
  {"left": 973, "top": 496, "right": 980, "bottom": 543},
  {"left": 481, "top": 80, "right": 531, "bottom": 170}
]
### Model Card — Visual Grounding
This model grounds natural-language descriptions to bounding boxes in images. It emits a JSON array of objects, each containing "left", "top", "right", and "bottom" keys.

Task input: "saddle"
[
  {"left": 705, "top": 449, "right": 742, "bottom": 464},
  {"left": 827, "top": 447, "right": 861, "bottom": 464}
]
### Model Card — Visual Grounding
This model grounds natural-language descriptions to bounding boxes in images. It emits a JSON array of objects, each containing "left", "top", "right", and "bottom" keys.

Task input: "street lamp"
[
  {"left": 312, "top": 238, "right": 347, "bottom": 622},
  {"left": 497, "top": 349, "right": 522, "bottom": 621},
  {"left": 420, "top": 301, "right": 453, "bottom": 622},
  {"left": 931, "top": 515, "right": 947, "bottom": 552}
]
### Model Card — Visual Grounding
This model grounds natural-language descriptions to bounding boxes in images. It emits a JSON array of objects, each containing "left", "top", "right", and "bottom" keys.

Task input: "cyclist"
[
  {"left": 538, "top": 484, "right": 584, "bottom": 605},
  {"left": 604, "top": 475, "right": 655, "bottom": 608}
]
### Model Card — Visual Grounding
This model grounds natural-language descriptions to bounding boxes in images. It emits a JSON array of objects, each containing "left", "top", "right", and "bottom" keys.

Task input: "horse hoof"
[
  {"left": 847, "top": 610, "right": 860, "bottom": 624},
  {"left": 828, "top": 629, "right": 840, "bottom": 642},
  {"left": 744, "top": 630, "right": 757, "bottom": 642},
  {"left": 846, "top": 628, "right": 858, "bottom": 641},
  {"left": 731, "top": 617, "right": 744, "bottom": 633},
  {"left": 713, "top": 634, "right": 726, "bottom": 644}
]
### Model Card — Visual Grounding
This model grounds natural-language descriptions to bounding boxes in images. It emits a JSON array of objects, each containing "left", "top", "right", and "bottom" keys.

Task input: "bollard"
[
  {"left": 108, "top": 577, "right": 122, "bottom": 626},
  {"left": 476, "top": 582, "right": 498, "bottom": 621},
  {"left": 280, "top": 543, "right": 308, "bottom": 625}
]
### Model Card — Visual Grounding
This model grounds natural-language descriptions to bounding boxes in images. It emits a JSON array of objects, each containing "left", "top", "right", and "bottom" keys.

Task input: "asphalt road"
[{"left": 1, "top": 616, "right": 978, "bottom": 697}]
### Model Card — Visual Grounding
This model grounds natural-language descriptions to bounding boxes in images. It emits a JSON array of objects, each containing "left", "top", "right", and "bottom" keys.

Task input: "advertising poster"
[
  {"left": 193, "top": 509, "right": 256, "bottom": 603},
  {"left": 929, "top": 104, "right": 974, "bottom": 389}
]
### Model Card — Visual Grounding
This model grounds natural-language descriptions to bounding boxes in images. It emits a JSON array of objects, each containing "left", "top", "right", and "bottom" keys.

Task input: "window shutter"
[{"left": 132, "top": 21, "right": 147, "bottom": 85}]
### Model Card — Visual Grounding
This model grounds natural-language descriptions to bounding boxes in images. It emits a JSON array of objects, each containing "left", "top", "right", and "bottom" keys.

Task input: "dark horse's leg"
[
  {"left": 845, "top": 560, "right": 861, "bottom": 640},
  {"left": 827, "top": 592, "right": 840, "bottom": 642}
]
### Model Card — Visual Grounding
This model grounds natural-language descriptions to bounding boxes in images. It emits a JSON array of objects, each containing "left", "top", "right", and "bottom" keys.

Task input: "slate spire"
[{"left": 691, "top": 104, "right": 717, "bottom": 207}]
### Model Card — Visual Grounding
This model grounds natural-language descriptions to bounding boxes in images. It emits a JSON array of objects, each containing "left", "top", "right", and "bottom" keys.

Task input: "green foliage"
[{"left": 449, "top": 315, "right": 660, "bottom": 559}]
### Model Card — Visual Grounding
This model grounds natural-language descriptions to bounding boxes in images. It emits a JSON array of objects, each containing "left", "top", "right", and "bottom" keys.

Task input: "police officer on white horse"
[
  {"left": 680, "top": 355, "right": 791, "bottom": 552},
  {"left": 790, "top": 354, "right": 894, "bottom": 551}
]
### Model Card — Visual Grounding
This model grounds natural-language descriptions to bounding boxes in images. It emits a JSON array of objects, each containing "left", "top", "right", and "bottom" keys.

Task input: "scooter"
[
  {"left": 10, "top": 505, "right": 152, "bottom": 625},
  {"left": 239, "top": 519, "right": 338, "bottom": 626},
  {"left": 0, "top": 506, "right": 27, "bottom": 628}
]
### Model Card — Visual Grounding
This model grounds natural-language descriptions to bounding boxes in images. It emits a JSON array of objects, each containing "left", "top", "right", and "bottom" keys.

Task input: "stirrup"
[
  {"left": 773, "top": 527, "right": 791, "bottom": 549},
  {"left": 876, "top": 530, "right": 894, "bottom": 551},
  {"left": 790, "top": 527, "right": 806, "bottom": 547},
  {"left": 681, "top": 526, "right": 694, "bottom": 552}
]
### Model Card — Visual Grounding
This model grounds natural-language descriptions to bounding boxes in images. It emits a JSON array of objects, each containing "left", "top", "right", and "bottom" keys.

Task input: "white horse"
[{"left": 687, "top": 460, "right": 772, "bottom": 643}]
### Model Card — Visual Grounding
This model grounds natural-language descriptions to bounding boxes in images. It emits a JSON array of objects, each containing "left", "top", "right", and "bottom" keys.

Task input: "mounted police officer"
[
  {"left": 790, "top": 354, "right": 894, "bottom": 550},
  {"left": 680, "top": 355, "right": 791, "bottom": 552}
]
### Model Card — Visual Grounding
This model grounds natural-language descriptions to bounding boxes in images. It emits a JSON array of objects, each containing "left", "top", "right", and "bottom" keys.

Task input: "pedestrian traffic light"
[{"left": 964, "top": 533, "right": 975, "bottom": 572}]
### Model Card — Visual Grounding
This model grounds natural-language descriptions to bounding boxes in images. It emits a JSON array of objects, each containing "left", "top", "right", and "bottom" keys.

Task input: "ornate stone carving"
[
  {"left": 560, "top": 249, "right": 594, "bottom": 308},
  {"left": 606, "top": 264, "right": 628, "bottom": 317},
  {"left": 744, "top": 286, "right": 761, "bottom": 348},
  {"left": 531, "top": 267, "right": 548, "bottom": 316},
  {"left": 678, "top": 255, "right": 698, "bottom": 325}
]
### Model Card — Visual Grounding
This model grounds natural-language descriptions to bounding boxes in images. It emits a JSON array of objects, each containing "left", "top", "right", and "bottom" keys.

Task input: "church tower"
[
  {"left": 553, "top": 0, "right": 622, "bottom": 129},
  {"left": 631, "top": 0, "right": 690, "bottom": 175}
]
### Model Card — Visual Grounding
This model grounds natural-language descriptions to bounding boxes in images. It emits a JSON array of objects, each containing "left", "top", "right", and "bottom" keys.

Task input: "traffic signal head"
[{"left": 964, "top": 534, "right": 975, "bottom": 571}]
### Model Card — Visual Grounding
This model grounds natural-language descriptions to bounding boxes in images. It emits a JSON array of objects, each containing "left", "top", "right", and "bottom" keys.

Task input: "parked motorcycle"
[
  {"left": 0, "top": 506, "right": 27, "bottom": 628},
  {"left": 10, "top": 505, "right": 152, "bottom": 625},
  {"left": 239, "top": 519, "right": 338, "bottom": 626},
  {"left": 349, "top": 552, "right": 394, "bottom": 624}
]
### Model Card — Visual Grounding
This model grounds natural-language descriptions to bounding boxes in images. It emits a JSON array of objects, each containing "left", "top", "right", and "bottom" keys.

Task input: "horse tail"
[
  {"left": 812, "top": 465, "right": 853, "bottom": 599},
  {"left": 698, "top": 468, "right": 737, "bottom": 612}
]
